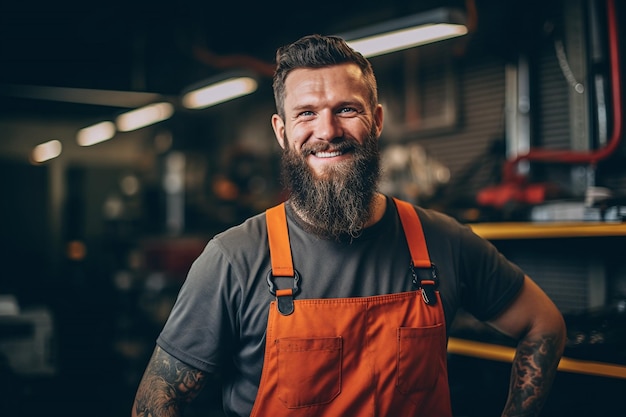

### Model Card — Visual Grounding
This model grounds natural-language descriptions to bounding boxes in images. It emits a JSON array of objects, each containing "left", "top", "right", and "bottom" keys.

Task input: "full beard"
[{"left": 280, "top": 131, "right": 381, "bottom": 241}]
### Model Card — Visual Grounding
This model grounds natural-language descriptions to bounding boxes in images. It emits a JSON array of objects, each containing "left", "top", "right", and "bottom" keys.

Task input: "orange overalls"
[{"left": 250, "top": 198, "right": 452, "bottom": 416}]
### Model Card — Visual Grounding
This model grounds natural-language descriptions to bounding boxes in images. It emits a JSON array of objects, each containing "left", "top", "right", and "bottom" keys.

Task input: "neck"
[{"left": 364, "top": 192, "right": 387, "bottom": 228}]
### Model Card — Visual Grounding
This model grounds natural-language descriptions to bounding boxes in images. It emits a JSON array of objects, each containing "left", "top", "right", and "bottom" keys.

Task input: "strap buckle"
[
  {"left": 410, "top": 262, "right": 439, "bottom": 306},
  {"left": 267, "top": 269, "right": 301, "bottom": 315}
]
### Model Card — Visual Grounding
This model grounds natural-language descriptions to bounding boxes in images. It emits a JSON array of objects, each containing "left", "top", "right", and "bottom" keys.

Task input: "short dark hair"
[{"left": 272, "top": 34, "right": 378, "bottom": 119}]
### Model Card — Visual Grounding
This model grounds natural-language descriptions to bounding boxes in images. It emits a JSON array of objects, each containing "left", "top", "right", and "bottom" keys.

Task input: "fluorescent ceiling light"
[
  {"left": 31, "top": 139, "right": 62, "bottom": 163},
  {"left": 77, "top": 121, "right": 116, "bottom": 146},
  {"left": 116, "top": 102, "right": 174, "bottom": 132},
  {"left": 347, "top": 24, "right": 467, "bottom": 58},
  {"left": 182, "top": 76, "right": 258, "bottom": 109},
  {"left": 340, "top": 7, "right": 467, "bottom": 58}
]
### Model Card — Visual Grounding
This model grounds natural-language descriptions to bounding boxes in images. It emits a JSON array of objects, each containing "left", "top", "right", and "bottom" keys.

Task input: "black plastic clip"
[
  {"left": 267, "top": 269, "right": 301, "bottom": 315},
  {"left": 410, "top": 262, "right": 439, "bottom": 306}
]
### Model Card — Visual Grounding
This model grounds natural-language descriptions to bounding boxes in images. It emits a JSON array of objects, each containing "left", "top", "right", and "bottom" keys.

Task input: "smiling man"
[{"left": 131, "top": 34, "right": 566, "bottom": 417}]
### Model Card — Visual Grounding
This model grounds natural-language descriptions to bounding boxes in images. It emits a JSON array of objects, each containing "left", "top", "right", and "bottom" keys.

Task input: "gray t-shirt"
[{"left": 157, "top": 196, "right": 524, "bottom": 416}]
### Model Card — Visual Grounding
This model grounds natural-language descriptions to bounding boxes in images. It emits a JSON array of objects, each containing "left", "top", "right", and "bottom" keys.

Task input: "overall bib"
[{"left": 250, "top": 198, "right": 452, "bottom": 417}]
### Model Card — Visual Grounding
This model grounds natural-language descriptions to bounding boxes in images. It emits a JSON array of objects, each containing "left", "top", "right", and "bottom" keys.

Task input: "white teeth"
[{"left": 315, "top": 151, "right": 342, "bottom": 158}]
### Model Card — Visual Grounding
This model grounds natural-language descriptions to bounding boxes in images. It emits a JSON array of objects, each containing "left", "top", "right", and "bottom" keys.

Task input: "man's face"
[
  {"left": 271, "top": 63, "right": 383, "bottom": 178},
  {"left": 272, "top": 63, "right": 384, "bottom": 239}
]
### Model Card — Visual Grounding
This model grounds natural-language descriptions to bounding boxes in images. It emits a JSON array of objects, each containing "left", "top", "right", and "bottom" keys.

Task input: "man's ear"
[
  {"left": 271, "top": 114, "right": 286, "bottom": 149},
  {"left": 374, "top": 104, "right": 384, "bottom": 138}
]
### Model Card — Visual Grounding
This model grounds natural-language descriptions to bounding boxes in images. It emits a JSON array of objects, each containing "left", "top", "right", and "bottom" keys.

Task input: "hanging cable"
[{"left": 554, "top": 39, "right": 585, "bottom": 94}]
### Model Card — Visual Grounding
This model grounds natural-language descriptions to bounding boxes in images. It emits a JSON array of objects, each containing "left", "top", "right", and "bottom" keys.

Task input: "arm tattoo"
[
  {"left": 502, "top": 335, "right": 563, "bottom": 417},
  {"left": 133, "top": 347, "right": 208, "bottom": 417}
]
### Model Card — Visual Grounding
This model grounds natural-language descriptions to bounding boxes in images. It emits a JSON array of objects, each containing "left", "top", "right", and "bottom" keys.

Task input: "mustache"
[{"left": 300, "top": 138, "right": 359, "bottom": 156}]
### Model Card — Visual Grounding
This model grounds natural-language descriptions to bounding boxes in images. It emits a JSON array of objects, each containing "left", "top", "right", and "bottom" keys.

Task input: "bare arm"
[
  {"left": 487, "top": 275, "right": 567, "bottom": 417},
  {"left": 131, "top": 346, "right": 208, "bottom": 417}
]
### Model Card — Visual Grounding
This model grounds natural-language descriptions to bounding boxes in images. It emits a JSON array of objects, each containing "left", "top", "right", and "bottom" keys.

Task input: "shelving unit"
[{"left": 449, "top": 221, "right": 626, "bottom": 380}]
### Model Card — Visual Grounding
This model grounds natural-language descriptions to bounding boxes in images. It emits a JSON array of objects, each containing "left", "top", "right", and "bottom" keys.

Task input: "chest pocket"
[
  {"left": 276, "top": 336, "right": 343, "bottom": 408},
  {"left": 396, "top": 323, "right": 446, "bottom": 396}
]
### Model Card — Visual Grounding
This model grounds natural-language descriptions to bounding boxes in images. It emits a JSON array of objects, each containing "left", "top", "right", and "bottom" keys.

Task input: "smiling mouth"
[
  {"left": 314, "top": 150, "right": 343, "bottom": 158},
  {"left": 308, "top": 143, "right": 354, "bottom": 159}
]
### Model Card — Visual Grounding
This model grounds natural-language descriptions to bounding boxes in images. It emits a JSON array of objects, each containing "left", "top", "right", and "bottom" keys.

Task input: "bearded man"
[{"left": 132, "top": 34, "right": 565, "bottom": 417}]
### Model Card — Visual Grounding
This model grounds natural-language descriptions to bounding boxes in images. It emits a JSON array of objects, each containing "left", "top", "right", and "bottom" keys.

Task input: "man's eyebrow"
[
  {"left": 294, "top": 100, "right": 362, "bottom": 109},
  {"left": 335, "top": 100, "right": 363, "bottom": 108},
  {"left": 290, "top": 103, "right": 314, "bottom": 112}
]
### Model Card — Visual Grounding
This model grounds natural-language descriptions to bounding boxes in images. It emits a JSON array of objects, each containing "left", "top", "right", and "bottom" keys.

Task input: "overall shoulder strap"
[
  {"left": 392, "top": 198, "right": 431, "bottom": 268},
  {"left": 265, "top": 203, "right": 299, "bottom": 315},
  {"left": 265, "top": 203, "right": 294, "bottom": 277},
  {"left": 392, "top": 198, "right": 439, "bottom": 305}
]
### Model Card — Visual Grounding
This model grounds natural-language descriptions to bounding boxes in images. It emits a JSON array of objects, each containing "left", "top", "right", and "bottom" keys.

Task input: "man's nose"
[{"left": 314, "top": 111, "right": 343, "bottom": 141}]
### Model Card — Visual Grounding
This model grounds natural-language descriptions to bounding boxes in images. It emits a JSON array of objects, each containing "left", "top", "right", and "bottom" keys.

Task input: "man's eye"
[
  {"left": 299, "top": 110, "right": 315, "bottom": 117},
  {"left": 339, "top": 107, "right": 357, "bottom": 114}
]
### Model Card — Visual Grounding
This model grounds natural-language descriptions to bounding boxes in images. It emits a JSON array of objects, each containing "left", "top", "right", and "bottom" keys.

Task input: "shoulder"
[
  {"left": 396, "top": 201, "right": 492, "bottom": 262},
  {"left": 414, "top": 205, "right": 463, "bottom": 228},
  {"left": 411, "top": 204, "right": 475, "bottom": 241},
  {"left": 186, "top": 211, "right": 270, "bottom": 276},
  {"left": 211, "top": 211, "right": 269, "bottom": 251},
  {"left": 413, "top": 205, "right": 499, "bottom": 257}
]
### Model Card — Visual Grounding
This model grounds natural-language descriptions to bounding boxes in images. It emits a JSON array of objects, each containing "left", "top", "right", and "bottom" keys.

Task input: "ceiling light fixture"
[
  {"left": 31, "top": 139, "right": 62, "bottom": 164},
  {"left": 77, "top": 121, "right": 116, "bottom": 146},
  {"left": 339, "top": 7, "right": 468, "bottom": 58},
  {"left": 116, "top": 102, "right": 174, "bottom": 132},
  {"left": 181, "top": 74, "right": 258, "bottom": 110}
]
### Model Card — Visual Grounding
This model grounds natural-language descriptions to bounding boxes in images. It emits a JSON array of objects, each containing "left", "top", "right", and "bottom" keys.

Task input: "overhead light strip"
[
  {"left": 116, "top": 102, "right": 174, "bottom": 132},
  {"left": 182, "top": 76, "right": 258, "bottom": 110},
  {"left": 347, "top": 23, "right": 468, "bottom": 58},
  {"left": 31, "top": 139, "right": 62, "bottom": 163},
  {"left": 77, "top": 121, "right": 116, "bottom": 147},
  {"left": 339, "top": 7, "right": 468, "bottom": 58}
]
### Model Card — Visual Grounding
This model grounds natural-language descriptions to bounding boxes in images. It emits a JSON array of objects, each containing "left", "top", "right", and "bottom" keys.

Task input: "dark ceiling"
[
  {"left": 1, "top": 0, "right": 555, "bottom": 122},
  {"left": 1, "top": 0, "right": 478, "bottom": 118}
]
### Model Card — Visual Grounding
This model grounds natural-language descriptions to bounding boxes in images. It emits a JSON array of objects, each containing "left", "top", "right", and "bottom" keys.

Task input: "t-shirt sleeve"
[
  {"left": 156, "top": 239, "right": 239, "bottom": 373},
  {"left": 457, "top": 224, "right": 525, "bottom": 321}
]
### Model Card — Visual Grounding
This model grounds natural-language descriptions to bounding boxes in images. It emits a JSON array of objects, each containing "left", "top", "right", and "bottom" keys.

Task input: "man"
[{"left": 131, "top": 34, "right": 566, "bottom": 417}]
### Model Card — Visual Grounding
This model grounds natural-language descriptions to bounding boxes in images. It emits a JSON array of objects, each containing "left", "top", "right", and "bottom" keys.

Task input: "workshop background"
[{"left": 1, "top": 0, "right": 626, "bottom": 416}]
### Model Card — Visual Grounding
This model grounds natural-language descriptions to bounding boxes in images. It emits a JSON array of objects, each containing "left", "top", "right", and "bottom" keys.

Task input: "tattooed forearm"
[
  {"left": 132, "top": 347, "right": 208, "bottom": 417},
  {"left": 501, "top": 334, "right": 564, "bottom": 417}
]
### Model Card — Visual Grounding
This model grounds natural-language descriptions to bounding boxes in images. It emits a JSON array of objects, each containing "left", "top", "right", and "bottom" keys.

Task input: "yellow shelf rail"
[
  {"left": 448, "top": 337, "right": 626, "bottom": 380},
  {"left": 468, "top": 222, "right": 626, "bottom": 240}
]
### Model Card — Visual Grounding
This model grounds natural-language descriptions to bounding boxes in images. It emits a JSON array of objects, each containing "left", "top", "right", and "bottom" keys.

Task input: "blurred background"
[{"left": 1, "top": 0, "right": 626, "bottom": 415}]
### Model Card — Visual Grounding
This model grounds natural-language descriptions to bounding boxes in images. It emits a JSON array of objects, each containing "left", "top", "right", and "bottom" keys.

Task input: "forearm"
[
  {"left": 501, "top": 332, "right": 565, "bottom": 417},
  {"left": 486, "top": 276, "right": 567, "bottom": 417},
  {"left": 132, "top": 346, "right": 208, "bottom": 417}
]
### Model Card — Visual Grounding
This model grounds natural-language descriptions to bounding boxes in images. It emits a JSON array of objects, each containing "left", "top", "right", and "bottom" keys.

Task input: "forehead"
[{"left": 283, "top": 63, "right": 368, "bottom": 105}]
